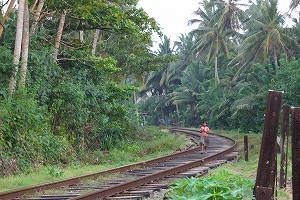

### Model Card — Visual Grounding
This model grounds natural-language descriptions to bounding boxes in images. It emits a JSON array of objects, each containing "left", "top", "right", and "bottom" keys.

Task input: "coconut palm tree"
[
  {"left": 290, "top": 0, "right": 300, "bottom": 10},
  {"left": 190, "top": 2, "right": 231, "bottom": 84},
  {"left": 212, "top": 0, "right": 248, "bottom": 32},
  {"left": 158, "top": 35, "right": 174, "bottom": 55},
  {"left": 141, "top": 36, "right": 175, "bottom": 95},
  {"left": 174, "top": 33, "right": 195, "bottom": 72},
  {"left": 231, "top": 0, "right": 296, "bottom": 76},
  {"left": 169, "top": 61, "right": 213, "bottom": 125},
  {"left": 170, "top": 62, "right": 210, "bottom": 106}
]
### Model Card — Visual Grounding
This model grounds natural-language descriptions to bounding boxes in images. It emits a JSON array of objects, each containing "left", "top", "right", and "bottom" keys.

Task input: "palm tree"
[
  {"left": 174, "top": 34, "right": 195, "bottom": 72},
  {"left": 169, "top": 61, "right": 212, "bottom": 125},
  {"left": 231, "top": 0, "right": 296, "bottom": 76},
  {"left": 290, "top": 0, "right": 300, "bottom": 10},
  {"left": 158, "top": 35, "right": 174, "bottom": 55},
  {"left": 141, "top": 36, "right": 178, "bottom": 95},
  {"left": 281, "top": 15, "right": 300, "bottom": 59},
  {"left": 212, "top": 0, "right": 248, "bottom": 32},
  {"left": 142, "top": 62, "right": 179, "bottom": 96},
  {"left": 170, "top": 62, "right": 210, "bottom": 106},
  {"left": 190, "top": 3, "right": 231, "bottom": 84}
]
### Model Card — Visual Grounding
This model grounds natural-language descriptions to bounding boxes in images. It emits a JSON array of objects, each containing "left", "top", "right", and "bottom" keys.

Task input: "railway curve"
[{"left": 0, "top": 127, "right": 238, "bottom": 200}]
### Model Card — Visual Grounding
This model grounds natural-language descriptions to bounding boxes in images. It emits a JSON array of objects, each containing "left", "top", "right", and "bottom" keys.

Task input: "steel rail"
[
  {"left": 71, "top": 128, "right": 236, "bottom": 200},
  {"left": 0, "top": 128, "right": 201, "bottom": 200},
  {"left": 0, "top": 128, "right": 236, "bottom": 200}
]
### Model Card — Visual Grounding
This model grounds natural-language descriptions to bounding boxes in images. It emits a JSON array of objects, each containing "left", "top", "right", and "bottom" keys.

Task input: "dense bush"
[
  {"left": 0, "top": 64, "right": 137, "bottom": 174},
  {"left": 90, "top": 126, "right": 186, "bottom": 165},
  {"left": 0, "top": 90, "right": 72, "bottom": 172},
  {"left": 139, "top": 95, "right": 174, "bottom": 126},
  {"left": 0, "top": 16, "right": 143, "bottom": 174},
  {"left": 271, "top": 59, "right": 300, "bottom": 105}
]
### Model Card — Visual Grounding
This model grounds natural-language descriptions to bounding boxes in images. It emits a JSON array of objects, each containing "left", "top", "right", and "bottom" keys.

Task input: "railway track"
[{"left": 0, "top": 127, "right": 238, "bottom": 200}]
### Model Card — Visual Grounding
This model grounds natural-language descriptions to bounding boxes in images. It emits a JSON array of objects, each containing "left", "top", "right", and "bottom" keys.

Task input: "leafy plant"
[
  {"left": 47, "top": 166, "right": 64, "bottom": 178},
  {"left": 166, "top": 170, "right": 255, "bottom": 200}
]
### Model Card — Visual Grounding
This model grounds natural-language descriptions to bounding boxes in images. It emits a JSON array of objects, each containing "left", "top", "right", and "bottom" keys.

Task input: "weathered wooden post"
[
  {"left": 279, "top": 105, "right": 290, "bottom": 188},
  {"left": 285, "top": 122, "right": 289, "bottom": 188},
  {"left": 244, "top": 135, "right": 249, "bottom": 161},
  {"left": 292, "top": 107, "right": 300, "bottom": 200},
  {"left": 254, "top": 91, "right": 283, "bottom": 200}
]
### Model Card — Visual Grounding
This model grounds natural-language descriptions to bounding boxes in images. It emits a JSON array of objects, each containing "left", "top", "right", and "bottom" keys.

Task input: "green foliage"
[
  {"left": 167, "top": 170, "right": 255, "bottom": 200},
  {"left": 0, "top": 90, "right": 72, "bottom": 171},
  {"left": 271, "top": 59, "right": 300, "bottom": 105},
  {"left": 139, "top": 0, "right": 299, "bottom": 132},
  {"left": 98, "top": 126, "right": 186, "bottom": 165},
  {"left": 0, "top": 0, "right": 167, "bottom": 175},
  {"left": 39, "top": 134, "right": 72, "bottom": 164},
  {"left": 47, "top": 166, "right": 64, "bottom": 178},
  {"left": 0, "top": 0, "right": 298, "bottom": 176},
  {"left": 0, "top": 44, "right": 13, "bottom": 86},
  {"left": 0, "top": 126, "right": 186, "bottom": 192},
  {"left": 102, "top": 34, "right": 173, "bottom": 81},
  {"left": 139, "top": 95, "right": 174, "bottom": 126},
  {"left": 141, "top": 53, "right": 300, "bottom": 132}
]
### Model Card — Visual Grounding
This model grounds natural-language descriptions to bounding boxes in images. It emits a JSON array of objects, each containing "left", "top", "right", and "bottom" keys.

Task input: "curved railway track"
[{"left": 0, "top": 127, "right": 238, "bottom": 200}]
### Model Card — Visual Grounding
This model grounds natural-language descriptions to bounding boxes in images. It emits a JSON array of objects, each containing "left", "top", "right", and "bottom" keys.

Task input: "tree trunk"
[
  {"left": 133, "top": 91, "right": 138, "bottom": 104},
  {"left": 0, "top": 0, "right": 17, "bottom": 38},
  {"left": 30, "top": 0, "right": 45, "bottom": 35},
  {"left": 233, "top": 62, "right": 247, "bottom": 82},
  {"left": 79, "top": 30, "right": 84, "bottom": 42},
  {"left": 273, "top": 50, "right": 278, "bottom": 72},
  {"left": 92, "top": 29, "right": 100, "bottom": 56},
  {"left": 19, "top": 1, "right": 30, "bottom": 88},
  {"left": 8, "top": 0, "right": 25, "bottom": 94},
  {"left": 214, "top": 55, "right": 220, "bottom": 84},
  {"left": 53, "top": 10, "right": 66, "bottom": 60},
  {"left": 30, "top": 0, "right": 38, "bottom": 11}
]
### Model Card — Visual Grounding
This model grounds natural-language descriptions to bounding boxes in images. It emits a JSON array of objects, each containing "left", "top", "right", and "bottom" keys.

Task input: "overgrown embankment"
[
  {"left": 0, "top": 0, "right": 167, "bottom": 178},
  {"left": 0, "top": 127, "right": 188, "bottom": 192}
]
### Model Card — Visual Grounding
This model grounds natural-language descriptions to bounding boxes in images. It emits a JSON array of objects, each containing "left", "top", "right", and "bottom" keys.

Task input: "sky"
[
  {"left": 138, "top": 0, "right": 299, "bottom": 50},
  {"left": 1, "top": 0, "right": 298, "bottom": 49},
  {"left": 138, "top": 0, "right": 199, "bottom": 48}
]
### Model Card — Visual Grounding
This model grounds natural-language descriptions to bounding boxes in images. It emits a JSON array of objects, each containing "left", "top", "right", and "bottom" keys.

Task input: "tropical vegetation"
[
  {"left": 139, "top": 0, "right": 300, "bottom": 132},
  {"left": 0, "top": 0, "right": 170, "bottom": 174},
  {"left": 0, "top": 127, "right": 187, "bottom": 191},
  {"left": 0, "top": 0, "right": 299, "bottom": 177}
]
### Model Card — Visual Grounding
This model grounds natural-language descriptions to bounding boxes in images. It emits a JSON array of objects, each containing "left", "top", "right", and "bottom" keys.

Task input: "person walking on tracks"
[{"left": 200, "top": 122, "right": 210, "bottom": 153}]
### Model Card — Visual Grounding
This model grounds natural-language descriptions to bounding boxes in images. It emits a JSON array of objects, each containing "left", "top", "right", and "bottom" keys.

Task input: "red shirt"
[{"left": 200, "top": 126, "right": 210, "bottom": 137}]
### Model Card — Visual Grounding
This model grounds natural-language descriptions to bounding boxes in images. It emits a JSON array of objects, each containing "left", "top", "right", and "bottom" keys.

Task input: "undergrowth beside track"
[
  {"left": 0, "top": 127, "right": 188, "bottom": 192},
  {"left": 167, "top": 129, "right": 292, "bottom": 200}
]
